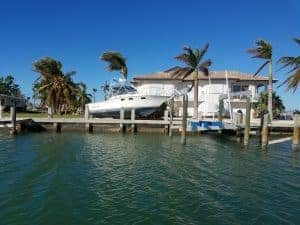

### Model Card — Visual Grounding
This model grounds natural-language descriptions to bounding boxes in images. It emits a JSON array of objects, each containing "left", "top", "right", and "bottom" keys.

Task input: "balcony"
[{"left": 219, "top": 91, "right": 258, "bottom": 102}]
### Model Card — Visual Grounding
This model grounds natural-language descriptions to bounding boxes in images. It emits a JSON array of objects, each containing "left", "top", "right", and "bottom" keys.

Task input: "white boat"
[
  {"left": 87, "top": 79, "right": 169, "bottom": 119},
  {"left": 88, "top": 94, "right": 169, "bottom": 118}
]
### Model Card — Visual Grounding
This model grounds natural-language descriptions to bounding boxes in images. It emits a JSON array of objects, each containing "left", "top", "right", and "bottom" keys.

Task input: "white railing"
[
  {"left": 138, "top": 87, "right": 172, "bottom": 97},
  {"left": 0, "top": 94, "right": 26, "bottom": 107},
  {"left": 219, "top": 91, "right": 258, "bottom": 102}
]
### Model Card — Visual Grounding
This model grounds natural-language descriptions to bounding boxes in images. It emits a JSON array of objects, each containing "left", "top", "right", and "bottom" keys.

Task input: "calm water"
[{"left": 0, "top": 131, "right": 299, "bottom": 225}]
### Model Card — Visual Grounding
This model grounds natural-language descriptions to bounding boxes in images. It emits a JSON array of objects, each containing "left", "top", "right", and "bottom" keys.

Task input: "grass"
[{"left": 2, "top": 111, "right": 82, "bottom": 119}]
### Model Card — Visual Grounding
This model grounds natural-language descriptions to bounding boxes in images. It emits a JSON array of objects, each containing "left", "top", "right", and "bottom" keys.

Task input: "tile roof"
[{"left": 133, "top": 70, "right": 276, "bottom": 82}]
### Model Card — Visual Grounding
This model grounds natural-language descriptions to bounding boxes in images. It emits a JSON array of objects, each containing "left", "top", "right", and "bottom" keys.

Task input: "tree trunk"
[
  {"left": 268, "top": 60, "right": 273, "bottom": 121},
  {"left": 193, "top": 70, "right": 199, "bottom": 119}
]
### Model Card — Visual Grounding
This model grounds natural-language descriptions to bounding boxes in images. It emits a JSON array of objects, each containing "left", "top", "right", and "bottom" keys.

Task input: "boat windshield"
[
  {"left": 107, "top": 78, "right": 136, "bottom": 97},
  {"left": 110, "top": 84, "right": 136, "bottom": 96}
]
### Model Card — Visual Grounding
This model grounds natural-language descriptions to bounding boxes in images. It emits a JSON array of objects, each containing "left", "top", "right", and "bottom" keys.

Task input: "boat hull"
[
  {"left": 87, "top": 94, "right": 168, "bottom": 119},
  {"left": 90, "top": 106, "right": 165, "bottom": 119}
]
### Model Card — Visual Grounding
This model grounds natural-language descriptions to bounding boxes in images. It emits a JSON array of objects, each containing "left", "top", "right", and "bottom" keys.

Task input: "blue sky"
[{"left": 0, "top": 0, "right": 299, "bottom": 109}]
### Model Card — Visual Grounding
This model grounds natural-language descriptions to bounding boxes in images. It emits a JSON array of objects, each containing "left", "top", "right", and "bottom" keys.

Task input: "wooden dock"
[
  {"left": 0, "top": 117, "right": 182, "bottom": 133},
  {"left": 0, "top": 117, "right": 296, "bottom": 129},
  {"left": 1, "top": 95, "right": 298, "bottom": 148}
]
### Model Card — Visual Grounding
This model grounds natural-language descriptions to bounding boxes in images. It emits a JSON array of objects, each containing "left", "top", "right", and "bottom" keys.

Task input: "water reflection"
[{"left": 0, "top": 131, "right": 299, "bottom": 225}]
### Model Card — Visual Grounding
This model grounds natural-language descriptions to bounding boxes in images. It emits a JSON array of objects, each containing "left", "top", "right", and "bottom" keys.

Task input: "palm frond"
[
  {"left": 293, "top": 38, "right": 300, "bottom": 45},
  {"left": 65, "top": 71, "right": 76, "bottom": 77},
  {"left": 253, "top": 61, "right": 270, "bottom": 76},
  {"left": 198, "top": 59, "right": 212, "bottom": 76},
  {"left": 277, "top": 56, "right": 298, "bottom": 71},
  {"left": 174, "top": 53, "right": 194, "bottom": 67},
  {"left": 247, "top": 39, "right": 272, "bottom": 59},
  {"left": 175, "top": 46, "right": 200, "bottom": 68},
  {"left": 165, "top": 66, "right": 193, "bottom": 79},
  {"left": 164, "top": 66, "right": 181, "bottom": 73},
  {"left": 278, "top": 69, "right": 300, "bottom": 92},
  {"left": 247, "top": 48, "right": 258, "bottom": 56},
  {"left": 183, "top": 46, "right": 193, "bottom": 56},
  {"left": 100, "top": 51, "right": 128, "bottom": 78},
  {"left": 181, "top": 68, "right": 195, "bottom": 80},
  {"left": 197, "top": 43, "right": 209, "bottom": 63}
]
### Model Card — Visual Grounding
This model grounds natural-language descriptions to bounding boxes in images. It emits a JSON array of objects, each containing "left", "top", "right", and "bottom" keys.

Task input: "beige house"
[{"left": 133, "top": 70, "right": 276, "bottom": 119}]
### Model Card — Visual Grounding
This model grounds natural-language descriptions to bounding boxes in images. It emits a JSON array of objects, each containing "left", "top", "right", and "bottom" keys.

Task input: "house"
[{"left": 132, "top": 70, "right": 276, "bottom": 119}]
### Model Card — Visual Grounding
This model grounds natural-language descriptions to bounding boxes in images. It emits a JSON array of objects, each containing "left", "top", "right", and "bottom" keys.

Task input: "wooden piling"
[
  {"left": 164, "top": 110, "right": 169, "bottom": 134},
  {"left": 181, "top": 95, "right": 188, "bottom": 145},
  {"left": 236, "top": 127, "right": 242, "bottom": 143},
  {"left": 218, "top": 99, "right": 223, "bottom": 122},
  {"left": 0, "top": 105, "right": 3, "bottom": 119},
  {"left": 131, "top": 109, "right": 137, "bottom": 133},
  {"left": 85, "top": 123, "right": 93, "bottom": 133},
  {"left": 10, "top": 106, "right": 17, "bottom": 135},
  {"left": 292, "top": 114, "right": 300, "bottom": 148},
  {"left": 243, "top": 97, "right": 251, "bottom": 146},
  {"left": 261, "top": 113, "right": 269, "bottom": 148},
  {"left": 48, "top": 106, "right": 53, "bottom": 120},
  {"left": 120, "top": 108, "right": 126, "bottom": 133},
  {"left": 169, "top": 99, "right": 174, "bottom": 137},
  {"left": 53, "top": 122, "right": 61, "bottom": 133},
  {"left": 84, "top": 104, "right": 89, "bottom": 120},
  {"left": 234, "top": 112, "right": 243, "bottom": 125}
]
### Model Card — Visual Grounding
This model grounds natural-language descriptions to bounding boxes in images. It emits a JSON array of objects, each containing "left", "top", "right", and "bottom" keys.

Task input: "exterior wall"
[
  {"left": 187, "top": 80, "right": 227, "bottom": 116},
  {"left": 134, "top": 79, "right": 268, "bottom": 118}
]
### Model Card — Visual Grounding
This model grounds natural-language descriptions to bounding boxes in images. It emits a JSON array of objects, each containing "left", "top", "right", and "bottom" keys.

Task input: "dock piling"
[
  {"left": 181, "top": 95, "right": 188, "bottom": 145},
  {"left": 243, "top": 97, "right": 251, "bottom": 146},
  {"left": 47, "top": 107, "right": 53, "bottom": 120},
  {"left": 10, "top": 105, "right": 17, "bottom": 135},
  {"left": 131, "top": 109, "right": 137, "bottom": 133},
  {"left": 169, "top": 99, "right": 174, "bottom": 137},
  {"left": 261, "top": 113, "right": 269, "bottom": 148},
  {"left": 54, "top": 122, "right": 61, "bottom": 133},
  {"left": 84, "top": 104, "right": 89, "bottom": 120},
  {"left": 164, "top": 110, "right": 169, "bottom": 134},
  {"left": 0, "top": 105, "right": 3, "bottom": 119},
  {"left": 218, "top": 99, "right": 223, "bottom": 122},
  {"left": 292, "top": 114, "right": 300, "bottom": 148},
  {"left": 85, "top": 123, "right": 93, "bottom": 133},
  {"left": 120, "top": 108, "right": 126, "bottom": 133}
]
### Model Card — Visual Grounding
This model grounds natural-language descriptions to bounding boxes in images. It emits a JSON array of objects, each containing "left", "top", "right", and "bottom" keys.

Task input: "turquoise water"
[{"left": 0, "top": 131, "right": 299, "bottom": 225}]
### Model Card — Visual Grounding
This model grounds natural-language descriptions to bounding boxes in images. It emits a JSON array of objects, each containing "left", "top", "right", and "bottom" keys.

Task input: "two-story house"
[{"left": 132, "top": 70, "right": 276, "bottom": 119}]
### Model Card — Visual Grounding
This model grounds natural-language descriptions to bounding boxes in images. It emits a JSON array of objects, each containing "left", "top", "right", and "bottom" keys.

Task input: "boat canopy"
[{"left": 107, "top": 78, "right": 136, "bottom": 97}]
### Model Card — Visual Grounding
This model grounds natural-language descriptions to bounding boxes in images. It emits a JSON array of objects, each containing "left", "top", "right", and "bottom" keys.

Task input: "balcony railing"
[{"left": 219, "top": 91, "right": 258, "bottom": 102}]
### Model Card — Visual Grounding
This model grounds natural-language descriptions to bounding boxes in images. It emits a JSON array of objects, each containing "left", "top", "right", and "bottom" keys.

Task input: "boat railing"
[{"left": 138, "top": 87, "right": 173, "bottom": 97}]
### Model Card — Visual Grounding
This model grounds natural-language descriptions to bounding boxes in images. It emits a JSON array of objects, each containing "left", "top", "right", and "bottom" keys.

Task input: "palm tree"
[
  {"left": 100, "top": 51, "right": 128, "bottom": 79},
  {"left": 254, "top": 91, "right": 285, "bottom": 118},
  {"left": 101, "top": 81, "right": 110, "bottom": 100},
  {"left": 278, "top": 38, "right": 300, "bottom": 92},
  {"left": 37, "top": 71, "right": 77, "bottom": 114},
  {"left": 166, "top": 44, "right": 211, "bottom": 119},
  {"left": 247, "top": 39, "right": 273, "bottom": 120},
  {"left": 32, "top": 57, "right": 78, "bottom": 114},
  {"left": 76, "top": 82, "right": 92, "bottom": 114},
  {"left": 92, "top": 88, "right": 97, "bottom": 103},
  {"left": 33, "top": 57, "right": 63, "bottom": 80},
  {"left": 33, "top": 57, "right": 63, "bottom": 112}
]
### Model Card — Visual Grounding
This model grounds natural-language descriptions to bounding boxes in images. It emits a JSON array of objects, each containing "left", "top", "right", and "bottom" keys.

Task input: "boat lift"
[
  {"left": 167, "top": 87, "right": 224, "bottom": 132},
  {"left": 0, "top": 94, "right": 26, "bottom": 134}
]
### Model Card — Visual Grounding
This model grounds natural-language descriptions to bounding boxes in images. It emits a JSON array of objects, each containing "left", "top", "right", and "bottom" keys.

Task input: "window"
[
  {"left": 232, "top": 84, "right": 248, "bottom": 92},
  {"left": 232, "top": 85, "right": 241, "bottom": 92},
  {"left": 241, "top": 85, "right": 248, "bottom": 91},
  {"left": 120, "top": 98, "right": 125, "bottom": 101},
  {"left": 141, "top": 97, "right": 146, "bottom": 99},
  {"left": 128, "top": 97, "right": 133, "bottom": 100}
]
